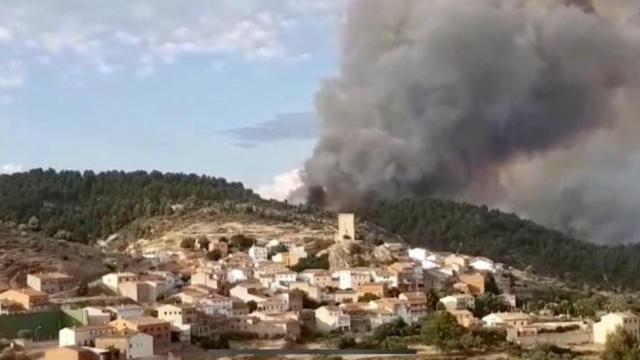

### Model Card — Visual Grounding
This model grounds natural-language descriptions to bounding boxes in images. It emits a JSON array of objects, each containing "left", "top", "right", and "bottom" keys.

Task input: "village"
[{"left": 0, "top": 213, "right": 632, "bottom": 359}]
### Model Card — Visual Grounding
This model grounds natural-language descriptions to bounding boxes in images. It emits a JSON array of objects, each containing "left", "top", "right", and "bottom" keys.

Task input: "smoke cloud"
[{"left": 301, "top": 0, "right": 640, "bottom": 244}]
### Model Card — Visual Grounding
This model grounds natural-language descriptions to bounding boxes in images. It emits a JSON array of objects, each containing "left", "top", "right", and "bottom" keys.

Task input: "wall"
[
  {"left": 0, "top": 309, "right": 86, "bottom": 340},
  {"left": 0, "top": 311, "right": 62, "bottom": 340}
]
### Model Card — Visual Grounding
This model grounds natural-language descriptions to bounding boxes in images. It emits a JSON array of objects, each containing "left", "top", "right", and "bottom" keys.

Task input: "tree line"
[
  {"left": 359, "top": 196, "right": 640, "bottom": 290},
  {"left": 0, "top": 169, "right": 258, "bottom": 243}
]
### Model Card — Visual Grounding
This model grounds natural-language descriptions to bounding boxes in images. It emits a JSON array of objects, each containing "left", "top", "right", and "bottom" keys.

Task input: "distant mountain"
[{"left": 359, "top": 197, "right": 640, "bottom": 290}]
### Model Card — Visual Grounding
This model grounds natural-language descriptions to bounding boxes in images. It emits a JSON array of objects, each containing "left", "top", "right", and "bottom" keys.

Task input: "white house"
[
  {"left": 372, "top": 268, "right": 398, "bottom": 288},
  {"left": 439, "top": 294, "right": 475, "bottom": 310},
  {"left": 199, "top": 295, "right": 233, "bottom": 316},
  {"left": 227, "top": 268, "right": 249, "bottom": 283},
  {"left": 594, "top": 312, "right": 640, "bottom": 345},
  {"left": 315, "top": 305, "right": 351, "bottom": 333},
  {"left": 289, "top": 245, "right": 308, "bottom": 259},
  {"left": 101, "top": 272, "right": 137, "bottom": 293},
  {"left": 482, "top": 312, "right": 533, "bottom": 328},
  {"left": 421, "top": 259, "right": 439, "bottom": 270},
  {"left": 266, "top": 239, "right": 281, "bottom": 249},
  {"left": 338, "top": 270, "right": 354, "bottom": 290},
  {"left": 274, "top": 271, "right": 297, "bottom": 284},
  {"left": 272, "top": 252, "right": 289, "bottom": 264},
  {"left": 248, "top": 246, "right": 268, "bottom": 263},
  {"left": 408, "top": 248, "right": 430, "bottom": 262},
  {"left": 95, "top": 331, "right": 154, "bottom": 359},
  {"left": 470, "top": 257, "right": 496, "bottom": 273},
  {"left": 59, "top": 325, "right": 114, "bottom": 347}
]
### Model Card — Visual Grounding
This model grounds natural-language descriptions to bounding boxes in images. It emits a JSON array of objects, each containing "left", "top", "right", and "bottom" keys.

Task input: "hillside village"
[{"left": 0, "top": 213, "right": 635, "bottom": 359}]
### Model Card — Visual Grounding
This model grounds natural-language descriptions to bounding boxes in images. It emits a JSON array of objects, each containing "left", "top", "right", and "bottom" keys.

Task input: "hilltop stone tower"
[{"left": 336, "top": 213, "right": 356, "bottom": 241}]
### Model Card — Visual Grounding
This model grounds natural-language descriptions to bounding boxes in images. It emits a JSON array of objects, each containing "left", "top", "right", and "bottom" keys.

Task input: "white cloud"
[
  {"left": 257, "top": 168, "right": 303, "bottom": 201},
  {"left": 0, "top": 60, "right": 25, "bottom": 90},
  {"left": 0, "top": 163, "right": 25, "bottom": 174},
  {"left": 0, "top": 27, "right": 12, "bottom": 42},
  {"left": 0, "top": 1, "right": 344, "bottom": 78}
]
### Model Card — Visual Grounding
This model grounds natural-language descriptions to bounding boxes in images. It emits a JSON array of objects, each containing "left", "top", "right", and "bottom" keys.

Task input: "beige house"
[
  {"left": 0, "top": 288, "right": 50, "bottom": 312},
  {"left": 447, "top": 309, "right": 476, "bottom": 328},
  {"left": 299, "top": 269, "right": 333, "bottom": 288},
  {"left": 95, "top": 331, "right": 154, "bottom": 359},
  {"left": 230, "top": 282, "right": 269, "bottom": 303},
  {"left": 190, "top": 268, "right": 221, "bottom": 290},
  {"left": 290, "top": 282, "right": 323, "bottom": 302},
  {"left": 444, "top": 254, "right": 469, "bottom": 269},
  {"left": 272, "top": 252, "right": 299, "bottom": 267},
  {"left": 27, "top": 272, "right": 74, "bottom": 294},
  {"left": 118, "top": 280, "right": 162, "bottom": 304},
  {"left": 594, "top": 312, "right": 640, "bottom": 345},
  {"left": 333, "top": 290, "right": 359, "bottom": 304},
  {"left": 173, "top": 285, "right": 213, "bottom": 304},
  {"left": 256, "top": 298, "right": 287, "bottom": 313},
  {"left": 388, "top": 262, "right": 422, "bottom": 288},
  {"left": 457, "top": 272, "right": 486, "bottom": 295},
  {"left": 110, "top": 317, "right": 171, "bottom": 354},
  {"left": 157, "top": 304, "right": 197, "bottom": 326},
  {"left": 83, "top": 307, "right": 111, "bottom": 325}
]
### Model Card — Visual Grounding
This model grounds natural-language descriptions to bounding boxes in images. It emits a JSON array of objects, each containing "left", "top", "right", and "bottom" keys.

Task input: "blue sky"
[{"left": 0, "top": 1, "right": 343, "bottom": 194}]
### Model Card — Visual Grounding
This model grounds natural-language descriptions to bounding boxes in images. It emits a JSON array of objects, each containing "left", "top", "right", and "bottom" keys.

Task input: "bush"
[
  {"left": 206, "top": 249, "right": 222, "bottom": 261},
  {"left": 195, "top": 334, "right": 230, "bottom": 349},
  {"left": 334, "top": 336, "right": 357, "bottom": 349},
  {"left": 603, "top": 327, "right": 640, "bottom": 360},
  {"left": 76, "top": 281, "right": 89, "bottom": 296},
  {"left": 229, "top": 234, "right": 255, "bottom": 251},
  {"left": 180, "top": 237, "right": 196, "bottom": 249},
  {"left": 197, "top": 236, "right": 210, "bottom": 250},
  {"left": 290, "top": 254, "right": 330, "bottom": 272},
  {"left": 420, "top": 312, "right": 465, "bottom": 352},
  {"left": 358, "top": 293, "right": 380, "bottom": 303}
]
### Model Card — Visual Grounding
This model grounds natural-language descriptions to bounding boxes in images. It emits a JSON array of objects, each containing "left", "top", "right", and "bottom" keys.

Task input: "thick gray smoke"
[{"left": 302, "top": 0, "right": 640, "bottom": 244}]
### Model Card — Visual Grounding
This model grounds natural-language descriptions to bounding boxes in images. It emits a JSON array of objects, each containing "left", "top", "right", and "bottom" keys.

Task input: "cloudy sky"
[{"left": 0, "top": 1, "right": 342, "bottom": 195}]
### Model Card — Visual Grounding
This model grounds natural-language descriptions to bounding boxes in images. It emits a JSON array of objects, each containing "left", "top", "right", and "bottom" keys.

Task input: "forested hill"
[
  {"left": 359, "top": 197, "right": 640, "bottom": 290},
  {"left": 0, "top": 169, "right": 259, "bottom": 242},
  {"left": 3, "top": 169, "right": 640, "bottom": 290}
]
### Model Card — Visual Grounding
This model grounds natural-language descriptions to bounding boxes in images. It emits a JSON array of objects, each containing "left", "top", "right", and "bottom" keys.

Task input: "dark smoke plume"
[{"left": 301, "top": 0, "right": 640, "bottom": 244}]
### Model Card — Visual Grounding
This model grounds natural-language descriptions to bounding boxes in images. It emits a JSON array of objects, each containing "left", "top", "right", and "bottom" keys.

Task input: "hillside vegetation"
[
  {"left": 2, "top": 169, "right": 640, "bottom": 290},
  {"left": 359, "top": 197, "right": 640, "bottom": 290},
  {"left": 0, "top": 169, "right": 259, "bottom": 242}
]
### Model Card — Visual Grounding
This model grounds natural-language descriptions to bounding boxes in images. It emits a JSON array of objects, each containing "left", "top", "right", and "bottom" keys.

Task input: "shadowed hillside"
[{"left": 359, "top": 197, "right": 640, "bottom": 290}]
